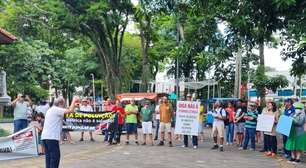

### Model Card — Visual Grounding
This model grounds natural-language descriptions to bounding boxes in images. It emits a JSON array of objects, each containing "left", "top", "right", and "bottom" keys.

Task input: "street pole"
[{"left": 91, "top": 73, "right": 96, "bottom": 112}]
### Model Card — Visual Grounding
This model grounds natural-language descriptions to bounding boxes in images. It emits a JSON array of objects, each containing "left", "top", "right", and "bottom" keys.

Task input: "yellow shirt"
[{"left": 159, "top": 103, "right": 172, "bottom": 123}]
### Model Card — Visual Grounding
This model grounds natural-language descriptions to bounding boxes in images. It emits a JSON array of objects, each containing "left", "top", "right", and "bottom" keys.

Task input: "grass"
[{"left": 0, "top": 128, "right": 10, "bottom": 137}]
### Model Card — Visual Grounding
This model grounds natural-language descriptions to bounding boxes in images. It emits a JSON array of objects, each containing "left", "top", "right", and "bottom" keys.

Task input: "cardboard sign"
[
  {"left": 175, "top": 101, "right": 200, "bottom": 136},
  {"left": 276, "top": 115, "right": 293, "bottom": 136},
  {"left": 256, "top": 114, "right": 275, "bottom": 132}
]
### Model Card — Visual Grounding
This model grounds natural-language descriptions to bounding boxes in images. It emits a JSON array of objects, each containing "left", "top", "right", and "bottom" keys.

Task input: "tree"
[{"left": 266, "top": 75, "right": 289, "bottom": 93}]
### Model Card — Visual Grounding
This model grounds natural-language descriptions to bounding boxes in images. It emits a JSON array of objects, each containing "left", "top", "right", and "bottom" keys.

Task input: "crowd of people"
[{"left": 7, "top": 93, "right": 306, "bottom": 167}]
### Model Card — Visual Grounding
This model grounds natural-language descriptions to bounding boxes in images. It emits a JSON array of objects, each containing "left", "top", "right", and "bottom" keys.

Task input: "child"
[{"left": 34, "top": 112, "right": 45, "bottom": 155}]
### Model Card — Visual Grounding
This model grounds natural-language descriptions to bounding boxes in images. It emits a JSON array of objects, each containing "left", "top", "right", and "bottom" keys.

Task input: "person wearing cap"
[
  {"left": 242, "top": 101, "right": 258, "bottom": 151},
  {"left": 10, "top": 94, "right": 31, "bottom": 133},
  {"left": 79, "top": 98, "right": 95, "bottom": 142},
  {"left": 285, "top": 102, "right": 306, "bottom": 164},
  {"left": 140, "top": 101, "right": 154, "bottom": 145},
  {"left": 282, "top": 98, "right": 295, "bottom": 159},
  {"left": 211, "top": 101, "right": 226, "bottom": 152}
]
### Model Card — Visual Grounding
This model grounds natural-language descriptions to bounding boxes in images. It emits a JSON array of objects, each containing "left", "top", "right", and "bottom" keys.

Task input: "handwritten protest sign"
[
  {"left": 256, "top": 114, "right": 275, "bottom": 132},
  {"left": 276, "top": 115, "right": 293, "bottom": 136},
  {"left": 175, "top": 101, "right": 200, "bottom": 136}
]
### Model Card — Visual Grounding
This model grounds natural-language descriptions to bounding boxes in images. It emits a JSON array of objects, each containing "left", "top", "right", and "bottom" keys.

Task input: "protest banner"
[
  {"left": 256, "top": 114, "right": 275, "bottom": 132},
  {"left": 276, "top": 115, "right": 293, "bottom": 136},
  {"left": 175, "top": 101, "right": 200, "bottom": 136},
  {"left": 0, "top": 127, "right": 39, "bottom": 161},
  {"left": 63, "top": 111, "right": 113, "bottom": 131}
]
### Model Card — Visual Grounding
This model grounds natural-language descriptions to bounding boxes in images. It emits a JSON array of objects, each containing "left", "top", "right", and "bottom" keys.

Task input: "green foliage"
[
  {"left": 266, "top": 75, "right": 289, "bottom": 92},
  {"left": 0, "top": 128, "right": 10, "bottom": 137}
]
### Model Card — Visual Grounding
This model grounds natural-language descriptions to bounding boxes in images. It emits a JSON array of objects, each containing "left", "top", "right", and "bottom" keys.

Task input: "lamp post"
[
  {"left": 48, "top": 75, "right": 52, "bottom": 103},
  {"left": 90, "top": 73, "right": 96, "bottom": 111}
]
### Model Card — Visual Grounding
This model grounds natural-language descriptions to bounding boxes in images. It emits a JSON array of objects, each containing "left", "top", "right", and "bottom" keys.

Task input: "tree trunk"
[
  {"left": 140, "top": 15, "right": 151, "bottom": 93},
  {"left": 258, "top": 40, "right": 265, "bottom": 106}
]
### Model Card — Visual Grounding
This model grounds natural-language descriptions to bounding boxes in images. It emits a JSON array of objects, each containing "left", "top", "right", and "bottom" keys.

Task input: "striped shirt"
[{"left": 245, "top": 110, "right": 258, "bottom": 129}]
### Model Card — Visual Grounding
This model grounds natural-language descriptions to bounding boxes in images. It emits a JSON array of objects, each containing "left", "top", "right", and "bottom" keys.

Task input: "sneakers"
[
  {"left": 79, "top": 138, "right": 84, "bottom": 142},
  {"left": 158, "top": 141, "right": 164, "bottom": 146},
  {"left": 249, "top": 148, "right": 255, "bottom": 151},
  {"left": 238, "top": 147, "right": 243, "bottom": 150},
  {"left": 169, "top": 141, "right": 173, "bottom": 147},
  {"left": 193, "top": 146, "right": 198, "bottom": 149},
  {"left": 135, "top": 141, "right": 139, "bottom": 145},
  {"left": 125, "top": 141, "right": 129, "bottom": 145},
  {"left": 181, "top": 145, "right": 187, "bottom": 148},
  {"left": 90, "top": 138, "right": 95, "bottom": 142},
  {"left": 211, "top": 145, "right": 219, "bottom": 150},
  {"left": 141, "top": 142, "right": 146, "bottom": 146},
  {"left": 219, "top": 146, "right": 224, "bottom": 152}
]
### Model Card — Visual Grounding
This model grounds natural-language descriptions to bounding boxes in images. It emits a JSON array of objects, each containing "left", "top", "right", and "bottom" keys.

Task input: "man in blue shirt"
[{"left": 282, "top": 99, "right": 295, "bottom": 158}]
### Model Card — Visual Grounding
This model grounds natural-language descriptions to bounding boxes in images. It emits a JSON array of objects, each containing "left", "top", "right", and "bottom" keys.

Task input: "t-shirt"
[
  {"left": 245, "top": 110, "right": 258, "bottom": 129},
  {"left": 112, "top": 106, "right": 125, "bottom": 125},
  {"left": 235, "top": 107, "right": 245, "bottom": 123},
  {"left": 155, "top": 105, "right": 160, "bottom": 120},
  {"left": 226, "top": 107, "right": 235, "bottom": 123},
  {"left": 199, "top": 105, "right": 205, "bottom": 122},
  {"left": 41, "top": 106, "right": 66, "bottom": 141},
  {"left": 80, "top": 105, "right": 93, "bottom": 112},
  {"left": 125, "top": 104, "right": 138, "bottom": 124},
  {"left": 140, "top": 107, "right": 153, "bottom": 122},
  {"left": 284, "top": 106, "right": 295, "bottom": 117},
  {"left": 13, "top": 101, "right": 29, "bottom": 120},
  {"left": 160, "top": 103, "right": 172, "bottom": 123},
  {"left": 212, "top": 108, "right": 226, "bottom": 126}
]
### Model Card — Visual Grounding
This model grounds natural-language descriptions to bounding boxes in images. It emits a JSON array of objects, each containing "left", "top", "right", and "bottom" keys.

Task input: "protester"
[
  {"left": 10, "top": 94, "right": 31, "bottom": 133},
  {"left": 34, "top": 112, "right": 45, "bottom": 155},
  {"left": 41, "top": 96, "right": 78, "bottom": 168},
  {"left": 125, "top": 99, "right": 139, "bottom": 145},
  {"left": 262, "top": 101, "right": 279, "bottom": 157},
  {"left": 112, "top": 100, "right": 125, "bottom": 144},
  {"left": 35, "top": 99, "right": 50, "bottom": 115},
  {"left": 158, "top": 96, "right": 173, "bottom": 147},
  {"left": 211, "top": 101, "right": 226, "bottom": 152},
  {"left": 79, "top": 98, "right": 95, "bottom": 142},
  {"left": 154, "top": 99, "right": 162, "bottom": 141},
  {"left": 140, "top": 101, "right": 154, "bottom": 146},
  {"left": 282, "top": 99, "right": 295, "bottom": 159},
  {"left": 225, "top": 101, "right": 235, "bottom": 145},
  {"left": 199, "top": 101, "right": 205, "bottom": 142},
  {"left": 286, "top": 102, "right": 306, "bottom": 164},
  {"left": 182, "top": 95, "right": 198, "bottom": 149},
  {"left": 103, "top": 98, "right": 115, "bottom": 142},
  {"left": 235, "top": 100, "right": 246, "bottom": 148},
  {"left": 243, "top": 101, "right": 258, "bottom": 151}
]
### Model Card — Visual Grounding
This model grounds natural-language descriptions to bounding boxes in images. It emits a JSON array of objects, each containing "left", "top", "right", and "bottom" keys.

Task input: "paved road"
[{"left": 0, "top": 123, "right": 304, "bottom": 168}]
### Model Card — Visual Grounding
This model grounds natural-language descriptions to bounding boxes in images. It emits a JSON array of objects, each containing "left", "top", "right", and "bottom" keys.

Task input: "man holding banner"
[{"left": 41, "top": 96, "right": 79, "bottom": 168}]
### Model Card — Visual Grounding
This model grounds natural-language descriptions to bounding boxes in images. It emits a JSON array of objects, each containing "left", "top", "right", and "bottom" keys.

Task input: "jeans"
[
  {"left": 226, "top": 123, "right": 235, "bottom": 143},
  {"left": 43, "top": 140, "right": 60, "bottom": 168},
  {"left": 183, "top": 135, "right": 198, "bottom": 147},
  {"left": 154, "top": 120, "right": 160, "bottom": 140},
  {"left": 108, "top": 122, "right": 118, "bottom": 144},
  {"left": 264, "top": 134, "right": 277, "bottom": 153},
  {"left": 243, "top": 128, "right": 256, "bottom": 150},
  {"left": 283, "top": 135, "right": 291, "bottom": 156},
  {"left": 104, "top": 128, "right": 109, "bottom": 141},
  {"left": 13, "top": 119, "right": 28, "bottom": 133},
  {"left": 116, "top": 124, "right": 123, "bottom": 143}
]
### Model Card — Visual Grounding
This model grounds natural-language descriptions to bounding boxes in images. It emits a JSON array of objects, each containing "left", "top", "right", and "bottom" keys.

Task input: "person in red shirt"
[
  {"left": 225, "top": 101, "right": 235, "bottom": 145},
  {"left": 111, "top": 100, "right": 125, "bottom": 144}
]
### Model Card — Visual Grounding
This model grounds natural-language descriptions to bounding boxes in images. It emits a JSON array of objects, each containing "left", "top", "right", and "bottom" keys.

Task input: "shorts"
[
  {"left": 160, "top": 122, "right": 171, "bottom": 133},
  {"left": 142, "top": 122, "right": 153, "bottom": 134},
  {"left": 236, "top": 122, "right": 245, "bottom": 133},
  {"left": 212, "top": 123, "right": 225, "bottom": 138},
  {"left": 126, "top": 123, "right": 138, "bottom": 134}
]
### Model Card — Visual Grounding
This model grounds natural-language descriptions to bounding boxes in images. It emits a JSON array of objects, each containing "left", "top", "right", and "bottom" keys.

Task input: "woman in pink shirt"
[{"left": 225, "top": 101, "right": 235, "bottom": 145}]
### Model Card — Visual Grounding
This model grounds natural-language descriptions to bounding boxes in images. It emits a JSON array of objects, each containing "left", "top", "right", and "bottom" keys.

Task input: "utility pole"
[{"left": 91, "top": 73, "right": 96, "bottom": 112}]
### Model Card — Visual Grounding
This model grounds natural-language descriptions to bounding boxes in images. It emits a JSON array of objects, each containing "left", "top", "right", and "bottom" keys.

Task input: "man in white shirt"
[
  {"left": 41, "top": 96, "right": 78, "bottom": 168},
  {"left": 35, "top": 99, "right": 50, "bottom": 115},
  {"left": 79, "top": 98, "right": 95, "bottom": 142},
  {"left": 211, "top": 101, "right": 226, "bottom": 152}
]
